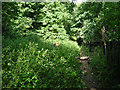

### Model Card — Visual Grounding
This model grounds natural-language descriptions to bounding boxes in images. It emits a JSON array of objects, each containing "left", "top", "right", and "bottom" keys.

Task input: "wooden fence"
[
  {"left": 106, "top": 41, "right": 120, "bottom": 83},
  {"left": 106, "top": 41, "right": 120, "bottom": 68}
]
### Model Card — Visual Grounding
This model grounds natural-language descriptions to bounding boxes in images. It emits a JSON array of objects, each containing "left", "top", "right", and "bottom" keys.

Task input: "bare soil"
[{"left": 80, "top": 60, "right": 99, "bottom": 88}]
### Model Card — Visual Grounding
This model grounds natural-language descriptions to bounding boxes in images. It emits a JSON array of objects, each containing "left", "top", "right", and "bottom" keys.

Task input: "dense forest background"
[{"left": 2, "top": 1, "right": 120, "bottom": 88}]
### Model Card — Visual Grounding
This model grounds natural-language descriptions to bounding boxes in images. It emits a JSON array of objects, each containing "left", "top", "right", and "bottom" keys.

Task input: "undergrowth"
[
  {"left": 2, "top": 34, "right": 85, "bottom": 88},
  {"left": 81, "top": 45, "right": 120, "bottom": 88}
]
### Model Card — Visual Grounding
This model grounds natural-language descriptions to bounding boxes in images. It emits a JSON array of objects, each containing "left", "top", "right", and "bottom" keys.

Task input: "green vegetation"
[
  {"left": 81, "top": 45, "right": 120, "bottom": 88},
  {"left": 2, "top": 35, "right": 86, "bottom": 88},
  {"left": 2, "top": 1, "right": 120, "bottom": 88}
]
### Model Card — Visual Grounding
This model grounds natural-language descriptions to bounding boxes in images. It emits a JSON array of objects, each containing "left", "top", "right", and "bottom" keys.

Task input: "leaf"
[
  {"left": 72, "top": 72, "right": 77, "bottom": 76},
  {"left": 26, "top": 78, "right": 31, "bottom": 82}
]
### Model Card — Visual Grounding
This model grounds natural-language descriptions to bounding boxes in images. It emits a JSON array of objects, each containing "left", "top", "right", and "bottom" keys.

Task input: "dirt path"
[
  {"left": 80, "top": 60, "right": 99, "bottom": 88},
  {"left": 75, "top": 48, "right": 100, "bottom": 89}
]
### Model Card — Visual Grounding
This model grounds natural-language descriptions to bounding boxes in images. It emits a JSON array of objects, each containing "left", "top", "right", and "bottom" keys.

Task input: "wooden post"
[
  {"left": 101, "top": 26, "right": 106, "bottom": 55},
  {"left": 98, "top": 15, "right": 106, "bottom": 55}
]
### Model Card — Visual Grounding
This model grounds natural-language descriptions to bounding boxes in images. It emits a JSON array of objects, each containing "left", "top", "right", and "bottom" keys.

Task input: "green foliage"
[
  {"left": 73, "top": 2, "right": 119, "bottom": 42},
  {"left": 103, "top": 2, "right": 120, "bottom": 41},
  {"left": 2, "top": 35, "right": 85, "bottom": 88},
  {"left": 2, "top": 2, "right": 19, "bottom": 38},
  {"left": 73, "top": 3, "right": 103, "bottom": 42},
  {"left": 34, "top": 2, "right": 73, "bottom": 40},
  {"left": 14, "top": 17, "right": 33, "bottom": 34},
  {"left": 2, "top": 2, "right": 34, "bottom": 38},
  {"left": 2, "top": 2, "right": 119, "bottom": 41},
  {"left": 2, "top": 2, "right": 120, "bottom": 88}
]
